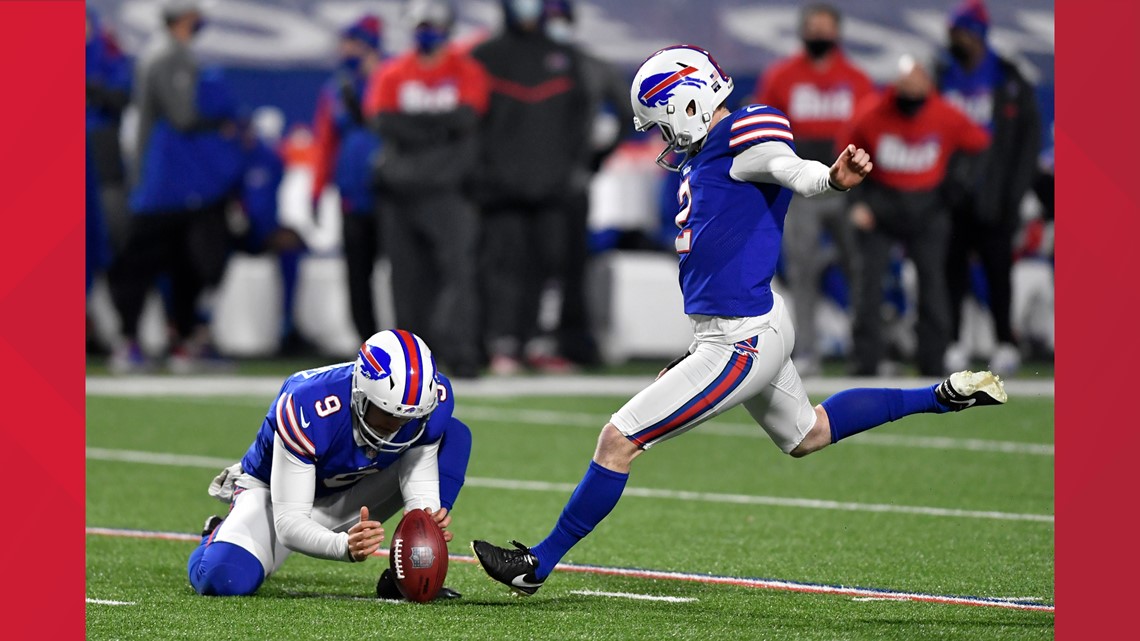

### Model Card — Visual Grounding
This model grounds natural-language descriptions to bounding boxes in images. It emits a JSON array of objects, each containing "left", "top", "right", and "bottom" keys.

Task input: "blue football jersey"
[
  {"left": 240, "top": 363, "right": 455, "bottom": 499},
  {"left": 674, "top": 105, "right": 796, "bottom": 317}
]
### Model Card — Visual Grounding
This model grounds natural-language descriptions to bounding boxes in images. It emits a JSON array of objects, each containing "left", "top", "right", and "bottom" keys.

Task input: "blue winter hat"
[
  {"left": 949, "top": 0, "right": 990, "bottom": 40},
  {"left": 343, "top": 14, "right": 382, "bottom": 51}
]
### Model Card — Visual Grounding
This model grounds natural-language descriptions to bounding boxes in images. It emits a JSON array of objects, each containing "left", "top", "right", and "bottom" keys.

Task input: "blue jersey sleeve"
[
  {"left": 272, "top": 390, "right": 318, "bottom": 463},
  {"left": 437, "top": 418, "right": 472, "bottom": 511},
  {"left": 420, "top": 373, "right": 456, "bottom": 445},
  {"left": 727, "top": 105, "right": 796, "bottom": 153}
]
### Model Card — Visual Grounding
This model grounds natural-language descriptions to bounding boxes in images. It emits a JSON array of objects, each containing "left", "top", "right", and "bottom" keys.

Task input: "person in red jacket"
[
  {"left": 842, "top": 56, "right": 989, "bottom": 377},
  {"left": 752, "top": 4, "right": 875, "bottom": 376},
  {"left": 362, "top": 0, "right": 488, "bottom": 378}
]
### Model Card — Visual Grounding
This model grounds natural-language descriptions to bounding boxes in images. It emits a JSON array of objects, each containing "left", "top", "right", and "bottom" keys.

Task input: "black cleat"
[
  {"left": 471, "top": 540, "right": 544, "bottom": 596},
  {"left": 375, "top": 568, "right": 403, "bottom": 600},
  {"left": 935, "top": 370, "right": 1008, "bottom": 411},
  {"left": 435, "top": 585, "right": 463, "bottom": 600},
  {"left": 201, "top": 515, "right": 224, "bottom": 538},
  {"left": 375, "top": 568, "right": 462, "bottom": 601}
]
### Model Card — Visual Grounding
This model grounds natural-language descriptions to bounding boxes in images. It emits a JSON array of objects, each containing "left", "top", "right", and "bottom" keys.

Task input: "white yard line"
[
  {"left": 86, "top": 598, "right": 136, "bottom": 606},
  {"left": 570, "top": 590, "right": 697, "bottom": 603},
  {"left": 88, "top": 393, "right": 1054, "bottom": 457},
  {"left": 86, "top": 375, "right": 1055, "bottom": 399},
  {"left": 85, "top": 447, "right": 1053, "bottom": 523}
]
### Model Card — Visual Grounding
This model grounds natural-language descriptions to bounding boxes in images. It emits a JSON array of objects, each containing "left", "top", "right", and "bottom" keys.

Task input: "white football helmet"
[
  {"left": 631, "top": 45, "right": 734, "bottom": 171},
  {"left": 351, "top": 329, "right": 440, "bottom": 453}
]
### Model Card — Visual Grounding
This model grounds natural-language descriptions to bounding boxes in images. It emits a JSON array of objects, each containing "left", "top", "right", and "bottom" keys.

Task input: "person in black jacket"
[
  {"left": 471, "top": 0, "right": 593, "bottom": 376},
  {"left": 543, "top": 0, "right": 634, "bottom": 368},
  {"left": 936, "top": 0, "right": 1040, "bottom": 377},
  {"left": 363, "top": 0, "right": 488, "bottom": 378}
]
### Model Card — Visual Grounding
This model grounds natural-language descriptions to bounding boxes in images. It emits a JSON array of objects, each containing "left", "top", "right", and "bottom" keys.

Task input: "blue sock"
[
  {"left": 821, "top": 384, "right": 950, "bottom": 443},
  {"left": 530, "top": 461, "right": 628, "bottom": 580},
  {"left": 187, "top": 540, "right": 265, "bottom": 596}
]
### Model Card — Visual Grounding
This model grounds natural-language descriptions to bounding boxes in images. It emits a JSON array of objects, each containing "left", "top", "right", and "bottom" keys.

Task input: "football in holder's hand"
[{"left": 389, "top": 508, "right": 449, "bottom": 603}]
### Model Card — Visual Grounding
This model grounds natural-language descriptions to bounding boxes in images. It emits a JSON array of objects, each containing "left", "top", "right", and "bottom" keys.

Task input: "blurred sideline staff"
[
  {"left": 936, "top": 0, "right": 1040, "bottom": 376},
  {"left": 86, "top": 8, "right": 131, "bottom": 353},
  {"left": 751, "top": 3, "right": 874, "bottom": 376},
  {"left": 842, "top": 56, "right": 990, "bottom": 377},
  {"left": 471, "top": 0, "right": 594, "bottom": 376},
  {"left": 312, "top": 15, "right": 385, "bottom": 345},
  {"left": 85, "top": 8, "right": 132, "bottom": 271},
  {"left": 542, "top": 0, "right": 635, "bottom": 368},
  {"left": 364, "top": 0, "right": 487, "bottom": 379},
  {"left": 109, "top": 0, "right": 244, "bottom": 374}
]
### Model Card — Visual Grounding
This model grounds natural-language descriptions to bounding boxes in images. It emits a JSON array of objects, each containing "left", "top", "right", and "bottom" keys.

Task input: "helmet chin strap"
[
  {"left": 655, "top": 137, "right": 705, "bottom": 172},
  {"left": 351, "top": 402, "right": 428, "bottom": 454},
  {"left": 653, "top": 105, "right": 711, "bottom": 172}
]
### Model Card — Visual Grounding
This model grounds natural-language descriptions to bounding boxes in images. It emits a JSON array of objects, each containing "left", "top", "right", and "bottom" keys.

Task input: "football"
[{"left": 389, "top": 508, "right": 449, "bottom": 603}]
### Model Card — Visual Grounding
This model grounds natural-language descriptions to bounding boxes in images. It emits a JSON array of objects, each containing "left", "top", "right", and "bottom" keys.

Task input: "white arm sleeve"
[
  {"left": 398, "top": 440, "right": 442, "bottom": 512},
  {"left": 728, "top": 141, "right": 842, "bottom": 198},
  {"left": 270, "top": 434, "right": 352, "bottom": 562}
]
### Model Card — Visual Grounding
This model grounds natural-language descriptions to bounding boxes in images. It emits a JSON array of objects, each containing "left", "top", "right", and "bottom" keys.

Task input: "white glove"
[{"left": 207, "top": 463, "right": 243, "bottom": 503}]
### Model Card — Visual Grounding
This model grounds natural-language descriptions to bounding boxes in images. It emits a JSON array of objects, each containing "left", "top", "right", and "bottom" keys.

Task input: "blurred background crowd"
[{"left": 85, "top": 0, "right": 1055, "bottom": 380}]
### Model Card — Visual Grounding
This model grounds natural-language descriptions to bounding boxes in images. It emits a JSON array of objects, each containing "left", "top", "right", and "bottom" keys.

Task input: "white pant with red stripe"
[
  {"left": 212, "top": 466, "right": 405, "bottom": 577},
  {"left": 611, "top": 292, "right": 816, "bottom": 453}
]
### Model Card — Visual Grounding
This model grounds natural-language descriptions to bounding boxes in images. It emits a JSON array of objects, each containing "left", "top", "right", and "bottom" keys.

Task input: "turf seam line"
[{"left": 85, "top": 526, "right": 1054, "bottom": 613}]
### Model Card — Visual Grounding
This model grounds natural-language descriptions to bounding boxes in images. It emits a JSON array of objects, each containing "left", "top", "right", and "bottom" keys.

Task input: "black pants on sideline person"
[
  {"left": 479, "top": 201, "right": 568, "bottom": 363},
  {"left": 556, "top": 189, "right": 599, "bottom": 366},
  {"left": 946, "top": 206, "right": 1017, "bottom": 346},
  {"left": 108, "top": 202, "right": 230, "bottom": 343},
  {"left": 383, "top": 190, "right": 481, "bottom": 377},
  {"left": 852, "top": 187, "right": 952, "bottom": 377},
  {"left": 342, "top": 211, "right": 381, "bottom": 342}
]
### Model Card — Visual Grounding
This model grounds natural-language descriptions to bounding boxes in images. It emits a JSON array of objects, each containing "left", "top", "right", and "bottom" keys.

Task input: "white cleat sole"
[{"left": 950, "top": 370, "right": 1008, "bottom": 404}]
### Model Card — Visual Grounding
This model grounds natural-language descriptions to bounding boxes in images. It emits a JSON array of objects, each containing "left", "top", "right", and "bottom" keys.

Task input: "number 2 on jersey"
[{"left": 675, "top": 177, "right": 692, "bottom": 254}]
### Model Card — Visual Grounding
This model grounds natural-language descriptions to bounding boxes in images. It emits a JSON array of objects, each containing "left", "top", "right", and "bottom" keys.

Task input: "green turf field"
[{"left": 86, "top": 388, "right": 1054, "bottom": 640}]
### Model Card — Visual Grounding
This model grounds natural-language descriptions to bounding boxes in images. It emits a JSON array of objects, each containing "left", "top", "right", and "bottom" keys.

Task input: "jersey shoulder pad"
[
  {"left": 274, "top": 372, "right": 351, "bottom": 462},
  {"left": 727, "top": 105, "right": 795, "bottom": 152}
]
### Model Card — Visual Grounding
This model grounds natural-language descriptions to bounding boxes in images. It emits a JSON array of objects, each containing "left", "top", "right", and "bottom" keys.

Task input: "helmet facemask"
[
  {"left": 644, "top": 99, "right": 714, "bottom": 171},
  {"left": 350, "top": 388, "right": 428, "bottom": 454}
]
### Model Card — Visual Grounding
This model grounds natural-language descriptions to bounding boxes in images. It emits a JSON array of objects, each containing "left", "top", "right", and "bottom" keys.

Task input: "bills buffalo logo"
[
  {"left": 638, "top": 63, "right": 707, "bottom": 107},
  {"left": 358, "top": 343, "right": 392, "bottom": 380},
  {"left": 411, "top": 546, "right": 435, "bottom": 568}
]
